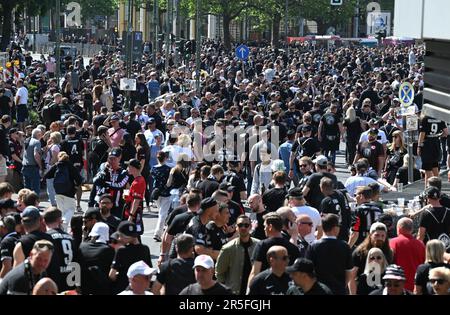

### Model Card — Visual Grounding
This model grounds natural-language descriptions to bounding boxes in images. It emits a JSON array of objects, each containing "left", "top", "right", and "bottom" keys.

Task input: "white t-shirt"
[
  {"left": 359, "top": 129, "right": 388, "bottom": 145},
  {"left": 16, "top": 86, "right": 28, "bottom": 105},
  {"left": 291, "top": 205, "right": 322, "bottom": 244}
]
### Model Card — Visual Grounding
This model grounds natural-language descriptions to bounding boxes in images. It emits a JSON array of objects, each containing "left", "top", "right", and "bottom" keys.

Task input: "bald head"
[
  {"left": 397, "top": 217, "right": 413, "bottom": 234},
  {"left": 267, "top": 245, "right": 288, "bottom": 260},
  {"left": 32, "top": 277, "right": 58, "bottom": 295}
]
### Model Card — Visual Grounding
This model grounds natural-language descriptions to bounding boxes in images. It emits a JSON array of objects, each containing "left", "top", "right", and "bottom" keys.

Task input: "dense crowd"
[{"left": 0, "top": 37, "right": 449, "bottom": 295}]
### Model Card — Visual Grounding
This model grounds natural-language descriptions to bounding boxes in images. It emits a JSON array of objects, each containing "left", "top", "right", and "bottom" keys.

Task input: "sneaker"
[{"left": 153, "top": 235, "right": 162, "bottom": 242}]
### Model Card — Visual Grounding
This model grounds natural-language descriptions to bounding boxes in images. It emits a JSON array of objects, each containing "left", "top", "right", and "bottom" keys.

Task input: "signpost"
[
  {"left": 236, "top": 44, "right": 249, "bottom": 79},
  {"left": 399, "top": 82, "right": 416, "bottom": 184}
]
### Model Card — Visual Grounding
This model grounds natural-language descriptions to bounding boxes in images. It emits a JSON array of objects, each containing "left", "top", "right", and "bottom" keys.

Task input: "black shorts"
[
  {"left": 16, "top": 105, "right": 28, "bottom": 123},
  {"left": 421, "top": 139, "right": 440, "bottom": 170}
]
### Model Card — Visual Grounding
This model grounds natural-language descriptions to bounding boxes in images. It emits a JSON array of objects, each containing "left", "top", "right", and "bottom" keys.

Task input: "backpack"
[{"left": 53, "top": 163, "right": 73, "bottom": 195}]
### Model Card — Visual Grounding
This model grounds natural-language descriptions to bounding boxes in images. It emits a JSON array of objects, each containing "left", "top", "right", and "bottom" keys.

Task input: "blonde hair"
[
  {"left": 403, "top": 154, "right": 415, "bottom": 167},
  {"left": 425, "top": 240, "right": 445, "bottom": 264},
  {"left": 58, "top": 151, "right": 70, "bottom": 162},
  {"left": 363, "top": 248, "right": 388, "bottom": 275},
  {"left": 177, "top": 134, "right": 192, "bottom": 147},
  {"left": 388, "top": 130, "right": 406, "bottom": 152},
  {"left": 345, "top": 107, "right": 357, "bottom": 123},
  {"left": 50, "top": 131, "right": 62, "bottom": 145},
  {"left": 428, "top": 267, "right": 450, "bottom": 283}
]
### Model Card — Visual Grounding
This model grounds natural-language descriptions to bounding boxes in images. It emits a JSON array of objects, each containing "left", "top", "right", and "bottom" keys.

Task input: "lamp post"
[
  {"left": 153, "top": 0, "right": 158, "bottom": 65},
  {"left": 165, "top": 0, "right": 173, "bottom": 73},
  {"left": 195, "top": 0, "right": 201, "bottom": 95},
  {"left": 55, "top": 0, "right": 61, "bottom": 88}
]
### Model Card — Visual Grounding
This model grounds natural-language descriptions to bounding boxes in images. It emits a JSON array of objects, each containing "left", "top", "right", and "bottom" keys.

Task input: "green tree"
[
  {"left": 78, "top": 0, "right": 119, "bottom": 21},
  {"left": 0, "top": 0, "right": 53, "bottom": 51}
]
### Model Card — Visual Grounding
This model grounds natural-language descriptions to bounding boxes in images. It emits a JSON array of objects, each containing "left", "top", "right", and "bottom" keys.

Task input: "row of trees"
[{"left": 0, "top": 0, "right": 394, "bottom": 52}]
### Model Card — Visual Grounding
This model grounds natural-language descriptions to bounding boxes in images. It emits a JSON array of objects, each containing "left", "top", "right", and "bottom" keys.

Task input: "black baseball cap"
[
  {"left": 219, "top": 182, "right": 235, "bottom": 192},
  {"left": 200, "top": 197, "right": 218, "bottom": 212},
  {"left": 0, "top": 199, "right": 17, "bottom": 209},
  {"left": 286, "top": 258, "right": 315, "bottom": 275},
  {"left": 8, "top": 128, "right": 18, "bottom": 135},
  {"left": 117, "top": 221, "right": 139, "bottom": 237},
  {"left": 288, "top": 187, "right": 303, "bottom": 199},
  {"left": 368, "top": 128, "right": 379, "bottom": 135}
]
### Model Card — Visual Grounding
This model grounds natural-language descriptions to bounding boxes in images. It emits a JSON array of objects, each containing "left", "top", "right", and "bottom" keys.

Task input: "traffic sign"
[
  {"left": 235, "top": 44, "right": 249, "bottom": 60},
  {"left": 406, "top": 115, "right": 419, "bottom": 131},
  {"left": 331, "top": 0, "right": 343, "bottom": 5},
  {"left": 399, "top": 82, "right": 415, "bottom": 107}
]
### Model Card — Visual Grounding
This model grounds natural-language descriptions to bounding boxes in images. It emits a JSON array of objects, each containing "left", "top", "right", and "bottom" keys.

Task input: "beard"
[{"left": 373, "top": 240, "right": 384, "bottom": 248}]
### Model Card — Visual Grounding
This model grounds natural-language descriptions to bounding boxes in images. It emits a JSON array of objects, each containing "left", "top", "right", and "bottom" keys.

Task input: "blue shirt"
[
  {"left": 147, "top": 80, "right": 160, "bottom": 100},
  {"left": 279, "top": 140, "right": 295, "bottom": 174}
]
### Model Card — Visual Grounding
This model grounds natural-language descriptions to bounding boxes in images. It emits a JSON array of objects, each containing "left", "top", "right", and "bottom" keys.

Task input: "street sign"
[
  {"left": 120, "top": 78, "right": 137, "bottom": 91},
  {"left": 235, "top": 44, "right": 249, "bottom": 60},
  {"left": 331, "top": 0, "right": 343, "bottom": 5},
  {"left": 399, "top": 82, "right": 415, "bottom": 107},
  {"left": 406, "top": 115, "right": 419, "bottom": 131}
]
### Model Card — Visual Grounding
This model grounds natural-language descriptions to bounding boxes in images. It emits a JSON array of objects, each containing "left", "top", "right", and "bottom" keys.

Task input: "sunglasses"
[
  {"left": 299, "top": 164, "right": 308, "bottom": 168},
  {"left": 237, "top": 223, "right": 250, "bottom": 228},
  {"left": 369, "top": 256, "right": 383, "bottom": 261},
  {"left": 429, "top": 278, "right": 447, "bottom": 285},
  {"left": 385, "top": 281, "right": 402, "bottom": 288},
  {"left": 299, "top": 222, "right": 313, "bottom": 226},
  {"left": 34, "top": 242, "right": 54, "bottom": 251}
]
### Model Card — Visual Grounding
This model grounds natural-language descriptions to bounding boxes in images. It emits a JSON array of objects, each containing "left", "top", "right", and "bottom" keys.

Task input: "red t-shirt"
[
  {"left": 389, "top": 233, "right": 425, "bottom": 291},
  {"left": 126, "top": 176, "right": 146, "bottom": 204}
]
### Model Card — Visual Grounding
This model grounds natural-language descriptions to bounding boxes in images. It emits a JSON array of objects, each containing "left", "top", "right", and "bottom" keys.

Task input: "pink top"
[{"left": 108, "top": 127, "right": 125, "bottom": 148}]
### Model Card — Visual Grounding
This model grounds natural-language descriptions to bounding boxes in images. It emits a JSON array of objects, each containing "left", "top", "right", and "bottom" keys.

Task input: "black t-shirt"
[
  {"left": 319, "top": 191, "right": 351, "bottom": 241},
  {"left": 309, "top": 109, "right": 323, "bottom": 127},
  {"left": 93, "top": 114, "right": 108, "bottom": 131},
  {"left": 419, "top": 207, "right": 450, "bottom": 246},
  {"left": 179, "top": 282, "right": 233, "bottom": 295},
  {"left": 321, "top": 112, "right": 341, "bottom": 137},
  {"left": 197, "top": 179, "right": 220, "bottom": 198},
  {"left": 252, "top": 237, "right": 300, "bottom": 272},
  {"left": 223, "top": 171, "right": 246, "bottom": 205},
  {"left": 0, "top": 95, "right": 11, "bottom": 116},
  {"left": 357, "top": 141, "right": 384, "bottom": 171},
  {"left": 0, "top": 262, "right": 46, "bottom": 295},
  {"left": 305, "top": 172, "right": 338, "bottom": 209},
  {"left": 104, "top": 215, "right": 122, "bottom": 234},
  {"left": 292, "top": 136, "right": 320, "bottom": 158},
  {"left": 441, "top": 194, "right": 450, "bottom": 208},
  {"left": 60, "top": 138, "right": 84, "bottom": 166},
  {"left": 395, "top": 166, "right": 421, "bottom": 185},
  {"left": 156, "top": 257, "right": 196, "bottom": 295},
  {"left": 206, "top": 222, "right": 228, "bottom": 251},
  {"left": 343, "top": 118, "right": 363, "bottom": 143},
  {"left": 227, "top": 200, "right": 244, "bottom": 227},
  {"left": 305, "top": 238, "right": 353, "bottom": 295},
  {"left": 185, "top": 215, "right": 210, "bottom": 249},
  {"left": 19, "top": 231, "right": 55, "bottom": 258},
  {"left": 167, "top": 212, "right": 195, "bottom": 237},
  {"left": 77, "top": 241, "right": 115, "bottom": 295},
  {"left": 0, "top": 232, "right": 19, "bottom": 264},
  {"left": 287, "top": 281, "right": 333, "bottom": 295},
  {"left": 111, "top": 243, "right": 152, "bottom": 294},
  {"left": 420, "top": 117, "right": 446, "bottom": 139},
  {"left": 262, "top": 187, "right": 288, "bottom": 213},
  {"left": 47, "top": 228, "right": 75, "bottom": 291},
  {"left": 248, "top": 269, "right": 291, "bottom": 295},
  {"left": 352, "top": 202, "right": 384, "bottom": 246},
  {"left": 165, "top": 205, "right": 188, "bottom": 227}
]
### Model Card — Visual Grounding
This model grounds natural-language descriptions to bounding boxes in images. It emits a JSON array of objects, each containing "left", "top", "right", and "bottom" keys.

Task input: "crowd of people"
[{"left": 0, "top": 37, "right": 449, "bottom": 295}]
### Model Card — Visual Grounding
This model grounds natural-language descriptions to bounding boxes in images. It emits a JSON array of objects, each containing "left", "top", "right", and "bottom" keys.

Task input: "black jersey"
[
  {"left": 319, "top": 191, "right": 352, "bottom": 241},
  {"left": 60, "top": 137, "right": 84, "bottom": 167},
  {"left": 206, "top": 222, "right": 228, "bottom": 251},
  {"left": 352, "top": 202, "right": 383, "bottom": 246},
  {"left": 321, "top": 112, "right": 341, "bottom": 136},
  {"left": 47, "top": 228, "right": 75, "bottom": 291},
  {"left": 0, "top": 232, "right": 20, "bottom": 264},
  {"left": 420, "top": 117, "right": 446, "bottom": 139}
]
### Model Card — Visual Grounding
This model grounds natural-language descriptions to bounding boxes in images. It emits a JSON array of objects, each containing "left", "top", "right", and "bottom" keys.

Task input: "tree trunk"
[
  {"left": 271, "top": 14, "right": 281, "bottom": 48},
  {"left": 223, "top": 14, "right": 231, "bottom": 51},
  {"left": 0, "top": 1, "right": 14, "bottom": 51}
]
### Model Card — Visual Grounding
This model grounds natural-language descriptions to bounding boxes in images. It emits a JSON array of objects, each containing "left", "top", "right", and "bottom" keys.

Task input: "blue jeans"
[
  {"left": 323, "top": 150, "right": 337, "bottom": 165},
  {"left": 46, "top": 178, "right": 57, "bottom": 206},
  {"left": 22, "top": 165, "right": 40, "bottom": 196}
]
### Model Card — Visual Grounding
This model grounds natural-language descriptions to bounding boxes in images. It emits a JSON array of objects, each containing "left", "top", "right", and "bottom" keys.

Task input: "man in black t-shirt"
[
  {"left": 98, "top": 194, "right": 121, "bottom": 234},
  {"left": 179, "top": 254, "right": 233, "bottom": 295},
  {"left": 262, "top": 171, "right": 288, "bottom": 213},
  {"left": 355, "top": 128, "right": 385, "bottom": 177},
  {"left": 286, "top": 258, "right": 333, "bottom": 295},
  {"left": 223, "top": 160, "right": 247, "bottom": 206},
  {"left": 205, "top": 203, "right": 229, "bottom": 253},
  {"left": 185, "top": 197, "right": 219, "bottom": 259},
  {"left": 306, "top": 214, "right": 353, "bottom": 295},
  {"left": 248, "top": 194, "right": 268, "bottom": 241},
  {"left": 319, "top": 177, "right": 352, "bottom": 242},
  {"left": 152, "top": 234, "right": 196, "bottom": 295},
  {"left": 43, "top": 207, "right": 75, "bottom": 292},
  {"left": 248, "top": 245, "right": 291, "bottom": 295},
  {"left": 318, "top": 103, "right": 343, "bottom": 164},
  {"left": 418, "top": 187, "right": 450, "bottom": 251},
  {"left": 247, "top": 213, "right": 300, "bottom": 289},
  {"left": 427, "top": 176, "right": 450, "bottom": 208},
  {"left": 217, "top": 183, "right": 244, "bottom": 227},
  {"left": 109, "top": 221, "right": 152, "bottom": 294},
  {"left": 302, "top": 155, "right": 338, "bottom": 210}
]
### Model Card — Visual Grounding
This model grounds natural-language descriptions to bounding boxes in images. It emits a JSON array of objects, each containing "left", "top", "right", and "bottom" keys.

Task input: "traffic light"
[{"left": 176, "top": 40, "right": 185, "bottom": 53}]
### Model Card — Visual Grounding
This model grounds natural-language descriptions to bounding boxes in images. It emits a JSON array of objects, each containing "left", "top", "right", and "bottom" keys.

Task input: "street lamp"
[{"left": 56, "top": 0, "right": 61, "bottom": 88}]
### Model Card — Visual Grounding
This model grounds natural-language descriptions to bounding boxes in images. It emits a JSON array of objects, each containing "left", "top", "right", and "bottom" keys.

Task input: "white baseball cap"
[
  {"left": 127, "top": 260, "right": 156, "bottom": 278},
  {"left": 88, "top": 222, "right": 109, "bottom": 244},
  {"left": 193, "top": 255, "right": 214, "bottom": 269}
]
